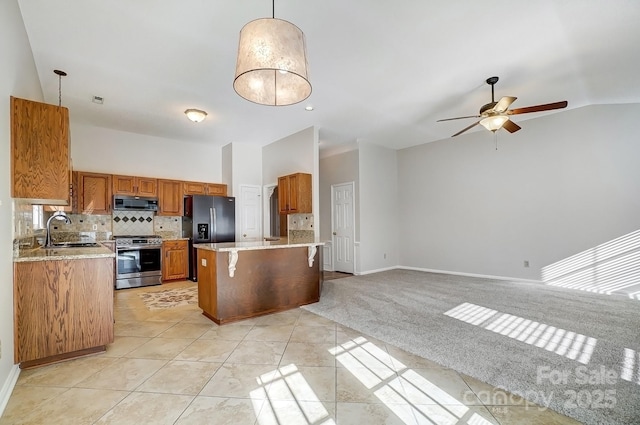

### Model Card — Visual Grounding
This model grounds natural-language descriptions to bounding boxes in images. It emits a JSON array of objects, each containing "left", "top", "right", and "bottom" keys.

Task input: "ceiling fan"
[{"left": 437, "top": 76, "right": 568, "bottom": 137}]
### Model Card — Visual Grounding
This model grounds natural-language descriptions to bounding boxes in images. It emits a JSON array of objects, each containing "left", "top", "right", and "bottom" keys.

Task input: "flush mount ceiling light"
[
  {"left": 184, "top": 108, "right": 207, "bottom": 123},
  {"left": 233, "top": 0, "right": 311, "bottom": 106}
]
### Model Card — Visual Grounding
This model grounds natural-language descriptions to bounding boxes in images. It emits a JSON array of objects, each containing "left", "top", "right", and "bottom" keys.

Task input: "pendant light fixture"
[{"left": 233, "top": 0, "right": 311, "bottom": 106}]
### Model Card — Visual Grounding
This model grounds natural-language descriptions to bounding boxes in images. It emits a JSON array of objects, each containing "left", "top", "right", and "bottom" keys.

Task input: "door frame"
[
  {"left": 263, "top": 183, "right": 278, "bottom": 238},
  {"left": 331, "top": 181, "right": 355, "bottom": 273}
]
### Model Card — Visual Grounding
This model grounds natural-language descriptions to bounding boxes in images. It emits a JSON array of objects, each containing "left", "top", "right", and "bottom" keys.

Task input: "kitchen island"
[{"left": 194, "top": 240, "right": 323, "bottom": 324}]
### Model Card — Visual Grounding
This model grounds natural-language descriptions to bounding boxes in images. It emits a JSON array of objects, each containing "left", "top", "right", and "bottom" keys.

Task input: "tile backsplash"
[{"left": 112, "top": 211, "right": 155, "bottom": 236}]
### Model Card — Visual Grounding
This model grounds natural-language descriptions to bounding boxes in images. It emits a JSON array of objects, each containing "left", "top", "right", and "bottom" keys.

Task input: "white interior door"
[
  {"left": 239, "top": 184, "right": 262, "bottom": 241},
  {"left": 332, "top": 182, "right": 355, "bottom": 273}
]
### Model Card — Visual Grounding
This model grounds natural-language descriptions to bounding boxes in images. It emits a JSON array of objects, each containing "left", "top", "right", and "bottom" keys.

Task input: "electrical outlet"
[
  {"left": 524, "top": 260, "right": 530, "bottom": 268},
  {"left": 92, "top": 224, "right": 98, "bottom": 230},
  {"left": 201, "top": 259, "right": 207, "bottom": 267}
]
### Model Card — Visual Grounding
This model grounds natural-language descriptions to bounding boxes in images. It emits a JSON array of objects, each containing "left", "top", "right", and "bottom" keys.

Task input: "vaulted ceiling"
[{"left": 17, "top": 1, "right": 640, "bottom": 155}]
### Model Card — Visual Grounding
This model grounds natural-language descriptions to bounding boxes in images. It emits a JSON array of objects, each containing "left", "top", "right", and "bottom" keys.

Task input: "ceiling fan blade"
[
  {"left": 493, "top": 96, "right": 517, "bottom": 113},
  {"left": 502, "top": 120, "right": 521, "bottom": 133},
  {"left": 508, "top": 101, "right": 568, "bottom": 115},
  {"left": 437, "top": 115, "right": 480, "bottom": 122},
  {"left": 451, "top": 121, "right": 480, "bottom": 137}
]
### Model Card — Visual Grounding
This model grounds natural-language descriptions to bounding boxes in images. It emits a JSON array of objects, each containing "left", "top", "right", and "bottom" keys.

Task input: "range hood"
[{"left": 113, "top": 195, "right": 158, "bottom": 212}]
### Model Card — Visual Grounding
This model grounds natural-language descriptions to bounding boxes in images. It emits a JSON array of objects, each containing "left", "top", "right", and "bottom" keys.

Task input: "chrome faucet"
[{"left": 45, "top": 211, "right": 72, "bottom": 247}]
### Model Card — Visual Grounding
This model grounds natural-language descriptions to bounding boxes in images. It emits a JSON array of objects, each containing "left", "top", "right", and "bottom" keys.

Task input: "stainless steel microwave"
[{"left": 113, "top": 195, "right": 159, "bottom": 212}]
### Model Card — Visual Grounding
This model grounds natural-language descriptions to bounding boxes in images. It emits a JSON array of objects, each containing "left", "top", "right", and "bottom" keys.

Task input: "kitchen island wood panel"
[
  {"left": 196, "top": 244, "right": 321, "bottom": 324},
  {"left": 14, "top": 257, "right": 114, "bottom": 368}
]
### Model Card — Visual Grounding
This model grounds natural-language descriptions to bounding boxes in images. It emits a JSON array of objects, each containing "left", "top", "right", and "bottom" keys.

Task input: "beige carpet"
[{"left": 139, "top": 286, "right": 198, "bottom": 309}]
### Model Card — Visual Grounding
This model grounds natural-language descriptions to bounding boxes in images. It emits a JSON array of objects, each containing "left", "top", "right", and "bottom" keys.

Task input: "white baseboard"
[
  {"left": 0, "top": 365, "right": 20, "bottom": 417},
  {"left": 398, "top": 265, "right": 543, "bottom": 284},
  {"left": 356, "top": 266, "right": 397, "bottom": 276}
]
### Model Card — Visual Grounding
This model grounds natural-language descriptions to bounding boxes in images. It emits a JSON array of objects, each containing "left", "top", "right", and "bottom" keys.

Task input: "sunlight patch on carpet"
[{"left": 139, "top": 286, "right": 198, "bottom": 309}]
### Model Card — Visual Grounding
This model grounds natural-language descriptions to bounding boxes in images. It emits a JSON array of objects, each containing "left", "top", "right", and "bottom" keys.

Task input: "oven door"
[{"left": 116, "top": 246, "right": 162, "bottom": 279}]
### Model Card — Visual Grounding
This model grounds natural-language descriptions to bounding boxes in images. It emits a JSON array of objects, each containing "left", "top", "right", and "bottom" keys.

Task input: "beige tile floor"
[{"left": 0, "top": 280, "right": 582, "bottom": 425}]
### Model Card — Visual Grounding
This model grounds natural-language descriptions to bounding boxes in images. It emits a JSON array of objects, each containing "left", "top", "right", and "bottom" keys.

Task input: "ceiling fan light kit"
[
  {"left": 437, "top": 76, "right": 568, "bottom": 138},
  {"left": 233, "top": 0, "right": 311, "bottom": 106}
]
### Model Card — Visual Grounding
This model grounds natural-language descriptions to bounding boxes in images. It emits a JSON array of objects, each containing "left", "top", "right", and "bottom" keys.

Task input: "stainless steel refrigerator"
[{"left": 182, "top": 195, "right": 235, "bottom": 281}]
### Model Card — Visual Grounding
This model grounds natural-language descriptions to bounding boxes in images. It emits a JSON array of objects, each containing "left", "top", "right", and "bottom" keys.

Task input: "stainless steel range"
[{"left": 114, "top": 235, "right": 163, "bottom": 289}]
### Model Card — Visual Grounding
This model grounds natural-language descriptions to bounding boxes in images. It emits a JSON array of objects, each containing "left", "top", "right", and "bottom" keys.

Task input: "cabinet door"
[
  {"left": 77, "top": 172, "right": 112, "bottom": 214},
  {"left": 206, "top": 184, "right": 227, "bottom": 196},
  {"left": 183, "top": 181, "right": 207, "bottom": 195},
  {"left": 112, "top": 175, "right": 136, "bottom": 196},
  {"left": 278, "top": 176, "right": 289, "bottom": 214},
  {"left": 288, "top": 174, "right": 299, "bottom": 212},
  {"left": 158, "top": 179, "right": 183, "bottom": 216},
  {"left": 162, "top": 240, "right": 188, "bottom": 281},
  {"left": 136, "top": 177, "right": 158, "bottom": 197},
  {"left": 11, "top": 96, "right": 70, "bottom": 204}
]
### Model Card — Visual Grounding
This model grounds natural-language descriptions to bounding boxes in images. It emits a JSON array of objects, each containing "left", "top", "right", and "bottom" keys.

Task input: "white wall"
[
  {"left": 1, "top": 0, "right": 44, "bottom": 409},
  {"left": 358, "top": 143, "right": 399, "bottom": 273},
  {"left": 228, "top": 142, "right": 262, "bottom": 237},
  {"left": 221, "top": 143, "right": 232, "bottom": 191},
  {"left": 262, "top": 126, "right": 319, "bottom": 237},
  {"left": 397, "top": 104, "right": 640, "bottom": 280},
  {"left": 71, "top": 124, "right": 223, "bottom": 182},
  {"left": 319, "top": 149, "right": 360, "bottom": 242}
]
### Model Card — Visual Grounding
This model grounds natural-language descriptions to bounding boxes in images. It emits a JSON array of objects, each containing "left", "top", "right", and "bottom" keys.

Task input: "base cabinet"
[
  {"left": 14, "top": 257, "right": 114, "bottom": 368},
  {"left": 162, "top": 240, "right": 189, "bottom": 281}
]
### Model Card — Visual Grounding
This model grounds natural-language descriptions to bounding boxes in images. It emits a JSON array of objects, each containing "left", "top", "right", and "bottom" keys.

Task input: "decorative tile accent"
[{"left": 112, "top": 211, "right": 154, "bottom": 236}]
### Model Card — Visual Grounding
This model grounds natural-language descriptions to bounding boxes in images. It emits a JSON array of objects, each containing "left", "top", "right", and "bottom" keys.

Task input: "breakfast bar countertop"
[{"left": 194, "top": 239, "right": 324, "bottom": 252}]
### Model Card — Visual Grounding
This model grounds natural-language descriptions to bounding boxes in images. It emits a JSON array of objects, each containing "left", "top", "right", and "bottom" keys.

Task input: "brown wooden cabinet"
[
  {"left": 278, "top": 172, "right": 312, "bottom": 214},
  {"left": 76, "top": 171, "right": 112, "bottom": 214},
  {"left": 158, "top": 179, "right": 183, "bottom": 216},
  {"left": 112, "top": 175, "right": 158, "bottom": 197},
  {"left": 14, "top": 257, "right": 114, "bottom": 368},
  {"left": 183, "top": 181, "right": 227, "bottom": 196},
  {"left": 11, "top": 96, "right": 71, "bottom": 205},
  {"left": 162, "top": 240, "right": 189, "bottom": 281}
]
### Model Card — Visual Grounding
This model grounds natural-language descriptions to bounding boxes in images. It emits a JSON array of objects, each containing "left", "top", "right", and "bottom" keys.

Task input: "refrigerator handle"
[{"left": 211, "top": 207, "right": 217, "bottom": 242}]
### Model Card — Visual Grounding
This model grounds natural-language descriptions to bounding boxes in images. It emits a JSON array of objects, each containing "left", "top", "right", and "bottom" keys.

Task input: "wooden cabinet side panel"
[
  {"left": 197, "top": 250, "right": 217, "bottom": 317},
  {"left": 11, "top": 97, "right": 70, "bottom": 202},
  {"left": 295, "top": 173, "right": 313, "bottom": 213},
  {"left": 14, "top": 258, "right": 114, "bottom": 364}
]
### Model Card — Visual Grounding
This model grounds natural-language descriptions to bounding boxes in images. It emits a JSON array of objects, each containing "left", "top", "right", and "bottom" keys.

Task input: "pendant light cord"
[
  {"left": 58, "top": 74, "right": 62, "bottom": 106},
  {"left": 272, "top": 0, "right": 275, "bottom": 18}
]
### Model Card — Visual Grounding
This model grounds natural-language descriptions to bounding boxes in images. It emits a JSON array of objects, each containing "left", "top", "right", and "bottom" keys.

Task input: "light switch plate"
[{"left": 201, "top": 259, "right": 207, "bottom": 267}]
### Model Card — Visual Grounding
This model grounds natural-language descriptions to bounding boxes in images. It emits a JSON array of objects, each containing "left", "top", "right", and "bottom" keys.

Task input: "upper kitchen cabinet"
[
  {"left": 278, "top": 172, "right": 312, "bottom": 214},
  {"left": 112, "top": 175, "right": 158, "bottom": 197},
  {"left": 158, "top": 179, "right": 183, "bottom": 216},
  {"left": 183, "top": 181, "right": 227, "bottom": 196},
  {"left": 11, "top": 96, "right": 70, "bottom": 205},
  {"left": 76, "top": 171, "right": 112, "bottom": 214}
]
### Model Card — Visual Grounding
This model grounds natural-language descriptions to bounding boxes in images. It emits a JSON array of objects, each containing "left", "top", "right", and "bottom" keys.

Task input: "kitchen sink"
[{"left": 48, "top": 242, "right": 102, "bottom": 248}]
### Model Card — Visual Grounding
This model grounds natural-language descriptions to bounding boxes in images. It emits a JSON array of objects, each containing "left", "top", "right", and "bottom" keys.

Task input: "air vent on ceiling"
[{"left": 92, "top": 95, "right": 104, "bottom": 104}]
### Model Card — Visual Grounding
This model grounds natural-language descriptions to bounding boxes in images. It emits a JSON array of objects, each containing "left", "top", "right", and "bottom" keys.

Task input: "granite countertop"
[
  {"left": 14, "top": 246, "right": 116, "bottom": 262},
  {"left": 194, "top": 239, "right": 324, "bottom": 252}
]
